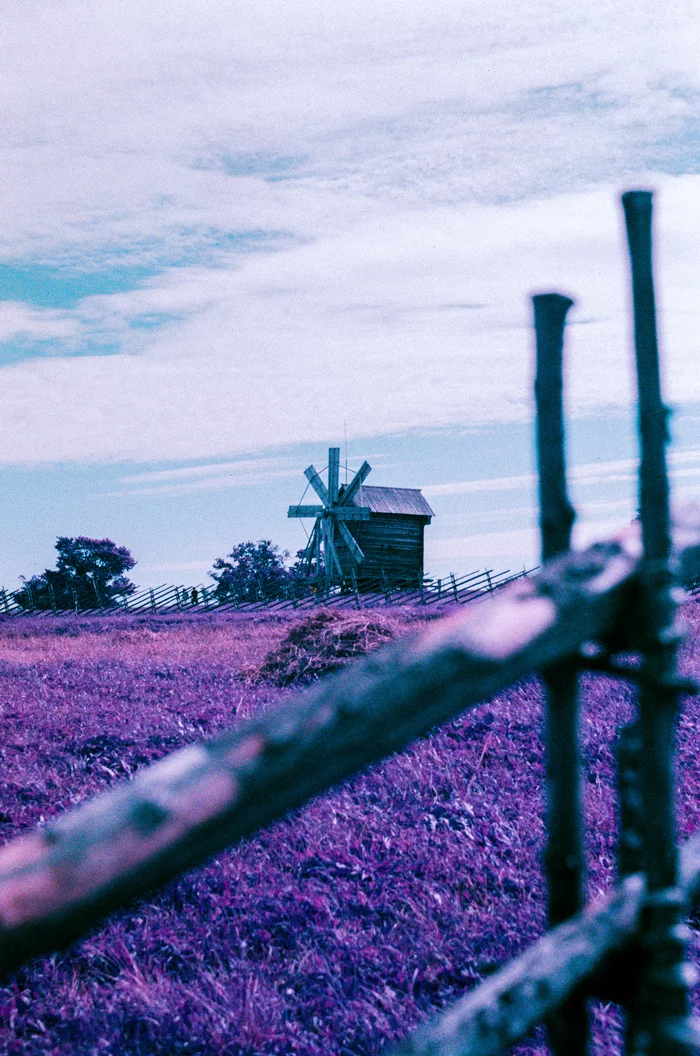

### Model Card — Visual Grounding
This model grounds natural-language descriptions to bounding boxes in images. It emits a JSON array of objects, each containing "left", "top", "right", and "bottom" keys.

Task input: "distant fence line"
[{"left": 0, "top": 566, "right": 536, "bottom": 619}]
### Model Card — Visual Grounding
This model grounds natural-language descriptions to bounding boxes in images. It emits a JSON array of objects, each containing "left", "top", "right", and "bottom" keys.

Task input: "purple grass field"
[{"left": 1, "top": 601, "right": 700, "bottom": 1055}]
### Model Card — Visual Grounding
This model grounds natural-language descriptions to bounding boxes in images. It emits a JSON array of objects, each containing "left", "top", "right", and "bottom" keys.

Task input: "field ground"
[{"left": 1, "top": 602, "right": 700, "bottom": 1054}]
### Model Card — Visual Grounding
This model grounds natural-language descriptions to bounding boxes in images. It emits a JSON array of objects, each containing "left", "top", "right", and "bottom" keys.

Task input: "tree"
[
  {"left": 209, "top": 540, "right": 291, "bottom": 603},
  {"left": 17, "top": 536, "right": 137, "bottom": 610}
]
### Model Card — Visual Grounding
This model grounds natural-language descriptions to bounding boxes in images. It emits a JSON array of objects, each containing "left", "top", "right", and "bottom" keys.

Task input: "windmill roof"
[{"left": 346, "top": 485, "right": 434, "bottom": 517}]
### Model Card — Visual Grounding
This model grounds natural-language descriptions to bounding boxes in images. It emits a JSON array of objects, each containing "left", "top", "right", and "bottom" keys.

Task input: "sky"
[{"left": 1, "top": 0, "right": 699, "bottom": 590}]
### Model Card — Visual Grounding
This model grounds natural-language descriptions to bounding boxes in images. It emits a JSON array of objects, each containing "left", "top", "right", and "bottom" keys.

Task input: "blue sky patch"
[
  {"left": 0, "top": 230, "right": 299, "bottom": 311},
  {"left": 0, "top": 262, "right": 158, "bottom": 310}
]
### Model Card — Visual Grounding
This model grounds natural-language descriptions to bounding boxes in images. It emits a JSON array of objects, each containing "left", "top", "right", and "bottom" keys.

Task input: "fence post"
[
  {"left": 485, "top": 570, "right": 493, "bottom": 593},
  {"left": 418, "top": 572, "right": 426, "bottom": 605},
  {"left": 533, "top": 290, "right": 588, "bottom": 1055},
  {"left": 47, "top": 581, "right": 57, "bottom": 616},
  {"left": 150, "top": 589, "right": 156, "bottom": 614},
  {"left": 450, "top": 572, "right": 459, "bottom": 603},
  {"left": 621, "top": 190, "right": 698, "bottom": 1052},
  {"left": 1, "top": 589, "right": 9, "bottom": 616},
  {"left": 382, "top": 570, "right": 391, "bottom": 604}
]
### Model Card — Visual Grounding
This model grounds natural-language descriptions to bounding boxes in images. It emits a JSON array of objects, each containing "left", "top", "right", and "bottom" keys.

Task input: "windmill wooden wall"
[{"left": 334, "top": 485, "right": 434, "bottom": 581}]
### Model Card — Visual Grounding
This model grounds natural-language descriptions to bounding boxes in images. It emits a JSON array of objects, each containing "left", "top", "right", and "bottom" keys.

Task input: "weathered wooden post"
[
  {"left": 621, "top": 189, "right": 699, "bottom": 1054},
  {"left": 533, "top": 290, "right": 588, "bottom": 1055}
]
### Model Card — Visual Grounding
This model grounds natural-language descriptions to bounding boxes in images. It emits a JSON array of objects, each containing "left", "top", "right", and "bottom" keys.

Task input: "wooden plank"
[
  {"left": 333, "top": 507, "right": 370, "bottom": 521},
  {"left": 336, "top": 519, "right": 364, "bottom": 564},
  {"left": 304, "top": 465, "right": 329, "bottom": 506},
  {"left": 328, "top": 447, "right": 340, "bottom": 506},
  {"left": 0, "top": 510, "right": 699, "bottom": 971},
  {"left": 287, "top": 505, "right": 324, "bottom": 518},
  {"left": 339, "top": 460, "right": 371, "bottom": 505},
  {"left": 323, "top": 521, "right": 344, "bottom": 576}
]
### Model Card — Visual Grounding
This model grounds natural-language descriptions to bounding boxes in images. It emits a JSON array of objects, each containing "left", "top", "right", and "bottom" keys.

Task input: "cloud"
[
  {"left": 0, "top": 1, "right": 698, "bottom": 465},
  {"left": 424, "top": 448, "right": 700, "bottom": 499},
  {"left": 0, "top": 301, "right": 78, "bottom": 343},
  {"left": 119, "top": 456, "right": 296, "bottom": 485}
]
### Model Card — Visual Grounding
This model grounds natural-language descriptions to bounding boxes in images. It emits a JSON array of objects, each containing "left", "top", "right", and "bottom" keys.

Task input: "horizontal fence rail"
[{"left": 0, "top": 508, "right": 698, "bottom": 977}]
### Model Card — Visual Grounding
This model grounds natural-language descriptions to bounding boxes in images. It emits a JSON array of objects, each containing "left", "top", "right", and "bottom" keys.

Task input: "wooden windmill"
[
  {"left": 288, "top": 447, "right": 371, "bottom": 579},
  {"left": 288, "top": 447, "right": 435, "bottom": 583}
]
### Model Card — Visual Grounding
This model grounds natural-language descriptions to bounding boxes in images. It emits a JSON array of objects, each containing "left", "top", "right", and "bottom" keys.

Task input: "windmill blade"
[
  {"left": 327, "top": 447, "right": 340, "bottom": 506},
  {"left": 338, "top": 460, "right": 371, "bottom": 506},
  {"left": 304, "top": 465, "right": 329, "bottom": 506},
  {"left": 334, "top": 506, "right": 370, "bottom": 522},
  {"left": 337, "top": 519, "right": 365, "bottom": 565},
  {"left": 323, "top": 520, "right": 344, "bottom": 576},
  {"left": 288, "top": 505, "right": 324, "bottom": 518}
]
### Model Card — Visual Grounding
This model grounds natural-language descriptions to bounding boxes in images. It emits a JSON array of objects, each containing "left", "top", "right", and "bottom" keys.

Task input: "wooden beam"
[
  {"left": 333, "top": 506, "right": 370, "bottom": 522},
  {"left": 304, "top": 465, "right": 329, "bottom": 506},
  {"left": 328, "top": 447, "right": 340, "bottom": 506},
  {"left": 0, "top": 509, "right": 698, "bottom": 972},
  {"left": 339, "top": 460, "right": 371, "bottom": 506},
  {"left": 287, "top": 505, "right": 324, "bottom": 519},
  {"left": 324, "top": 520, "right": 344, "bottom": 576},
  {"left": 336, "top": 519, "right": 365, "bottom": 564}
]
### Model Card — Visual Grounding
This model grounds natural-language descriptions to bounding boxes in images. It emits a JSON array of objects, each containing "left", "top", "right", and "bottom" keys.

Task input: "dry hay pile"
[{"left": 251, "top": 609, "right": 404, "bottom": 685}]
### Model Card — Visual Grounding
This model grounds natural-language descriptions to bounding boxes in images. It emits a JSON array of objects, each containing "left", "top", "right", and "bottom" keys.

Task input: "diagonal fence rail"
[
  {"left": 0, "top": 566, "right": 533, "bottom": 618},
  {"left": 1, "top": 188, "right": 699, "bottom": 1053}
]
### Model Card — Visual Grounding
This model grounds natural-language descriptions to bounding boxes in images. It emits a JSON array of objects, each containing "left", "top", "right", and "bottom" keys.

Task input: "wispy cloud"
[
  {"left": 424, "top": 449, "right": 700, "bottom": 498},
  {"left": 112, "top": 467, "right": 299, "bottom": 497},
  {"left": 119, "top": 457, "right": 296, "bottom": 486}
]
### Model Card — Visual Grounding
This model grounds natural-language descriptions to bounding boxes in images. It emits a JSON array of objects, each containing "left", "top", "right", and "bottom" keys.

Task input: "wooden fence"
[
  {"left": 0, "top": 565, "right": 534, "bottom": 617},
  {"left": 1, "top": 189, "right": 700, "bottom": 1053}
]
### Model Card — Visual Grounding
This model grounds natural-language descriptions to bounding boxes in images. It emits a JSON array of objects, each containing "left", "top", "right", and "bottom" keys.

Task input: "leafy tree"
[
  {"left": 209, "top": 540, "right": 291, "bottom": 603},
  {"left": 17, "top": 536, "right": 137, "bottom": 610}
]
